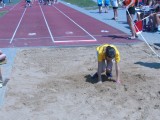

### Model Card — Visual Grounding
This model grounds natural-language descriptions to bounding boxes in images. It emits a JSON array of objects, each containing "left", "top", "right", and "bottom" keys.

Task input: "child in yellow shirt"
[{"left": 93, "top": 44, "right": 121, "bottom": 84}]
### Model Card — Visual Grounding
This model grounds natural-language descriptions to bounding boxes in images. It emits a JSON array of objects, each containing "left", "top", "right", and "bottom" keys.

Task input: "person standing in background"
[
  {"left": 97, "top": 0, "right": 103, "bottom": 13},
  {"left": 104, "top": 0, "right": 110, "bottom": 13},
  {"left": 124, "top": 0, "right": 137, "bottom": 39},
  {"left": 25, "top": 0, "right": 32, "bottom": 7},
  {"left": 111, "top": 0, "right": 119, "bottom": 20}
]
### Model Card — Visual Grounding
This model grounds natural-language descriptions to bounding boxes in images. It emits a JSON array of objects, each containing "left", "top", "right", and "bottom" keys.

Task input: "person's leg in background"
[
  {"left": 127, "top": 7, "right": 137, "bottom": 39},
  {"left": 98, "top": 4, "right": 102, "bottom": 13},
  {"left": 127, "top": 14, "right": 136, "bottom": 39},
  {"left": 2, "top": 0, "right": 5, "bottom": 7},
  {"left": 156, "top": 14, "right": 160, "bottom": 32},
  {"left": 114, "top": 7, "right": 118, "bottom": 20},
  {"left": 104, "top": 0, "right": 110, "bottom": 13},
  {"left": 104, "top": 4, "right": 109, "bottom": 13}
]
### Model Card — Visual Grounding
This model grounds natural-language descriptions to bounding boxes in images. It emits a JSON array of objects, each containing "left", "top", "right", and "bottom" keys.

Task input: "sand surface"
[{"left": 0, "top": 43, "right": 160, "bottom": 120}]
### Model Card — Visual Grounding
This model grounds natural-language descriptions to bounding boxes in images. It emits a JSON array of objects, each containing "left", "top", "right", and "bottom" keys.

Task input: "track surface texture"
[{"left": 0, "top": 1, "right": 140, "bottom": 48}]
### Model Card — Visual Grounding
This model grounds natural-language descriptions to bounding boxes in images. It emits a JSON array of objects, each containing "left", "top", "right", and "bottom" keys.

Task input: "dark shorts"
[
  {"left": 26, "top": 0, "right": 31, "bottom": 3},
  {"left": 104, "top": 3, "right": 109, "bottom": 6},
  {"left": 113, "top": 7, "right": 118, "bottom": 9},
  {"left": 126, "top": 6, "right": 135, "bottom": 15},
  {"left": 98, "top": 4, "right": 102, "bottom": 6}
]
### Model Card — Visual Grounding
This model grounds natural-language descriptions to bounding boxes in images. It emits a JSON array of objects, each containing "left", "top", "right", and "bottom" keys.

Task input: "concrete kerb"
[{"left": 0, "top": 48, "right": 18, "bottom": 107}]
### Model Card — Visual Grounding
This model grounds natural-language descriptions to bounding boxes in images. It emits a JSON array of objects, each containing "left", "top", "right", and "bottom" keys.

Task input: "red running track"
[{"left": 0, "top": 1, "right": 140, "bottom": 48}]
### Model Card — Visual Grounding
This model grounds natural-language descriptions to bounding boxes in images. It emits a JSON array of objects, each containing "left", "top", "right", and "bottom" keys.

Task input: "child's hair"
[{"left": 105, "top": 46, "right": 116, "bottom": 58}]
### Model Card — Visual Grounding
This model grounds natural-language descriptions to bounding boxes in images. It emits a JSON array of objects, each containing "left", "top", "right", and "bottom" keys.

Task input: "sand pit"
[{"left": 0, "top": 43, "right": 160, "bottom": 120}]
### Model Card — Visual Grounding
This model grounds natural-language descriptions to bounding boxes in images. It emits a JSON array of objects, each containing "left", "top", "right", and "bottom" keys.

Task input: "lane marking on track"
[
  {"left": 40, "top": 5, "right": 55, "bottom": 42},
  {"left": 54, "top": 39, "right": 96, "bottom": 43},
  {"left": 53, "top": 5, "right": 97, "bottom": 41},
  {"left": 10, "top": 8, "right": 27, "bottom": 43},
  {"left": 0, "top": 33, "right": 128, "bottom": 41},
  {"left": 101, "top": 30, "right": 109, "bottom": 33},
  {"left": 28, "top": 33, "right": 37, "bottom": 36},
  {"left": 65, "top": 31, "right": 73, "bottom": 35}
]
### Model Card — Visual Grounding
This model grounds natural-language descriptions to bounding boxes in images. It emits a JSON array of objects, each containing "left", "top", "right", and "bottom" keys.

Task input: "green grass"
[
  {"left": 7, "top": 0, "right": 21, "bottom": 5},
  {"left": 0, "top": 11, "right": 8, "bottom": 17},
  {"left": 0, "top": 0, "right": 97, "bottom": 18},
  {"left": 0, "top": 0, "right": 21, "bottom": 17},
  {"left": 62, "top": 0, "right": 97, "bottom": 9}
]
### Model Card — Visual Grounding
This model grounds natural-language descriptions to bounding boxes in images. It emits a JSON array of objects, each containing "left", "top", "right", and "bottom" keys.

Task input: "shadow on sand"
[
  {"left": 102, "top": 35, "right": 127, "bottom": 39},
  {"left": 85, "top": 74, "right": 115, "bottom": 84},
  {"left": 135, "top": 62, "right": 160, "bottom": 69},
  {"left": 154, "top": 43, "right": 160, "bottom": 48},
  {"left": 3, "top": 78, "right": 10, "bottom": 86}
]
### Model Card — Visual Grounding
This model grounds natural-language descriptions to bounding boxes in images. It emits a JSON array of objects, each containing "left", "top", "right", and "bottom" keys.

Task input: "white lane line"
[
  {"left": 101, "top": 30, "right": 109, "bottom": 33},
  {"left": 10, "top": 8, "right": 27, "bottom": 44},
  {"left": 53, "top": 6, "right": 97, "bottom": 41},
  {"left": 0, "top": 33, "right": 127, "bottom": 41},
  {"left": 40, "top": 5, "right": 54, "bottom": 42},
  {"left": 28, "top": 33, "right": 36, "bottom": 36},
  {"left": 54, "top": 39, "right": 96, "bottom": 43}
]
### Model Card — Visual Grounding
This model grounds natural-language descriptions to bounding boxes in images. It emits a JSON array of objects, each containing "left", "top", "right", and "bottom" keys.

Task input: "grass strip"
[
  {"left": 62, "top": 0, "right": 97, "bottom": 9},
  {"left": 0, "top": 11, "right": 8, "bottom": 17},
  {"left": 0, "top": 0, "right": 21, "bottom": 17}
]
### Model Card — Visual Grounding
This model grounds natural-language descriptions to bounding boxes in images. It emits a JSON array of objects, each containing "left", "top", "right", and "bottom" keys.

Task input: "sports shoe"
[
  {"left": 106, "top": 73, "right": 112, "bottom": 78},
  {"left": 127, "top": 36, "right": 136, "bottom": 39},
  {"left": 91, "top": 72, "right": 98, "bottom": 79}
]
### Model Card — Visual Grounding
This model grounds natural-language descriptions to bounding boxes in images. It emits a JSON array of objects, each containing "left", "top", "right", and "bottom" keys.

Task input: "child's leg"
[
  {"left": 106, "top": 60, "right": 113, "bottom": 73},
  {"left": 106, "top": 60, "right": 113, "bottom": 78},
  {"left": 102, "top": 60, "right": 106, "bottom": 72},
  {"left": 92, "top": 60, "right": 106, "bottom": 79}
]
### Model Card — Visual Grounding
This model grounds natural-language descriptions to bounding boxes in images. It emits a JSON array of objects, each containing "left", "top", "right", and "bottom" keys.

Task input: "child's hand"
[{"left": 116, "top": 80, "right": 121, "bottom": 84}]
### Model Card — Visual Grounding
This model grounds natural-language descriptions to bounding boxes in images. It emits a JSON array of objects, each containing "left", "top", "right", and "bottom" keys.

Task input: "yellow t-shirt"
[{"left": 96, "top": 44, "right": 120, "bottom": 63}]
